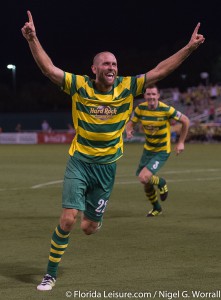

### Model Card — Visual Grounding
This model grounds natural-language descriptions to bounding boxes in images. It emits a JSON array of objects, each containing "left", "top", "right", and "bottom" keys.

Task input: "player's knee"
[
  {"left": 60, "top": 214, "right": 77, "bottom": 232},
  {"left": 81, "top": 222, "right": 98, "bottom": 235},
  {"left": 139, "top": 175, "right": 150, "bottom": 185},
  {"left": 82, "top": 228, "right": 94, "bottom": 235}
]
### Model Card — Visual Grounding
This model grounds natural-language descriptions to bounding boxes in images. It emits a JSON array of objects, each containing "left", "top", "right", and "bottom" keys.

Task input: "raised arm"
[
  {"left": 145, "top": 23, "right": 205, "bottom": 87},
  {"left": 21, "top": 10, "right": 64, "bottom": 86}
]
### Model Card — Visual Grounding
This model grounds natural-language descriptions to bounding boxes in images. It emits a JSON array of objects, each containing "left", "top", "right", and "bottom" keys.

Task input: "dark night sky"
[{"left": 1, "top": 0, "right": 221, "bottom": 89}]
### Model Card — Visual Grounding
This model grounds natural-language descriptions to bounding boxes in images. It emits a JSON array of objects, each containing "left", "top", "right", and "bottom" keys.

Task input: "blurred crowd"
[
  {"left": 161, "top": 83, "right": 221, "bottom": 120},
  {"left": 1, "top": 83, "right": 221, "bottom": 142},
  {"left": 133, "top": 83, "right": 221, "bottom": 142}
]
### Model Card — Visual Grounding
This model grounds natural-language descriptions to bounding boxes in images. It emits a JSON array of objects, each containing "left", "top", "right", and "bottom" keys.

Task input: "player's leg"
[
  {"left": 136, "top": 150, "right": 169, "bottom": 216},
  {"left": 138, "top": 166, "right": 162, "bottom": 216},
  {"left": 144, "top": 182, "right": 162, "bottom": 217},
  {"left": 81, "top": 214, "right": 102, "bottom": 235},
  {"left": 81, "top": 161, "right": 116, "bottom": 234},
  {"left": 144, "top": 151, "right": 170, "bottom": 201},
  {"left": 37, "top": 156, "right": 87, "bottom": 291},
  {"left": 149, "top": 175, "right": 168, "bottom": 201},
  {"left": 37, "top": 208, "right": 78, "bottom": 291}
]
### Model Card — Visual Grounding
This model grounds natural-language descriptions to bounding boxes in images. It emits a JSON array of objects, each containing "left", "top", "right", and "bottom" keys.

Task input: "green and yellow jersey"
[
  {"left": 131, "top": 101, "right": 182, "bottom": 153},
  {"left": 63, "top": 72, "right": 145, "bottom": 163}
]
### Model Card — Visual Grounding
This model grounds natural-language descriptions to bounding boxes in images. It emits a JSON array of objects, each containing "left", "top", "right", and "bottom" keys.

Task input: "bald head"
[{"left": 93, "top": 51, "right": 117, "bottom": 65}]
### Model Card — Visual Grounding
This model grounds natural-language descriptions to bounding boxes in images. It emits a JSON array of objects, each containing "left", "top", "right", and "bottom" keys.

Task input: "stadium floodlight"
[
  {"left": 7, "top": 64, "right": 16, "bottom": 70},
  {"left": 7, "top": 64, "right": 16, "bottom": 96}
]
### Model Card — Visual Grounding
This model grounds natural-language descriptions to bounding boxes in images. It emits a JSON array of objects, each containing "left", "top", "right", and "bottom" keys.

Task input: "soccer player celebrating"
[
  {"left": 21, "top": 10, "right": 204, "bottom": 291},
  {"left": 126, "top": 85, "right": 190, "bottom": 216}
]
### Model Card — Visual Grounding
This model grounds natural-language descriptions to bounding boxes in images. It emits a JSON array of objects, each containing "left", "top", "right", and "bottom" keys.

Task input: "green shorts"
[
  {"left": 136, "top": 149, "right": 170, "bottom": 176},
  {"left": 62, "top": 156, "right": 117, "bottom": 222}
]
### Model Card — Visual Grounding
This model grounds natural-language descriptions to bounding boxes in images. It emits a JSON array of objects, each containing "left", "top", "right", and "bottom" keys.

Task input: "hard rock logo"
[
  {"left": 143, "top": 125, "right": 159, "bottom": 134},
  {"left": 90, "top": 106, "right": 118, "bottom": 120}
]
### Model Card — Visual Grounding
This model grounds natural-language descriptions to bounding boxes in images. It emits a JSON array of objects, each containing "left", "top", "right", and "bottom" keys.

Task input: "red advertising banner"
[{"left": 37, "top": 133, "right": 74, "bottom": 144}]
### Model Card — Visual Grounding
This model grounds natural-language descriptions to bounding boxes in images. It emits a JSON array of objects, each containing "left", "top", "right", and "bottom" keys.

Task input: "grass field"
[{"left": 0, "top": 143, "right": 221, "bottom": 300}]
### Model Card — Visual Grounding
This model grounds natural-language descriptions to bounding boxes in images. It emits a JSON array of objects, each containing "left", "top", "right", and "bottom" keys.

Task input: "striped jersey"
[
  {"left": 131, "top": 101, "right": 181, "bottom": 153},
  {"left": 63, "top": 72, "right": 145, "bottom": 163}
]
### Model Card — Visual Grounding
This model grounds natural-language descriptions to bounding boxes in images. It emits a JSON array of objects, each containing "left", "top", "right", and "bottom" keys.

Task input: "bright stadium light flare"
[
  {"left": 7, "top": 64, "right": 16, "bottom": 70},
  {"left": 7, "top": 64, "right": 17, "bottom": 97}
]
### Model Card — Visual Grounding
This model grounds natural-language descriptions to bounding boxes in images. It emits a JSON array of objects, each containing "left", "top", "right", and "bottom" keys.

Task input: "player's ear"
[{"left": 91, "top": 65, "right": 96, "bottom": 75}]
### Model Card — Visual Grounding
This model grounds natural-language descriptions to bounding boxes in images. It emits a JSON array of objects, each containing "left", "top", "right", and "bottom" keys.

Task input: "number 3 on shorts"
[{"left": 95, "top": 199, "right": 108, "bottom": 214}]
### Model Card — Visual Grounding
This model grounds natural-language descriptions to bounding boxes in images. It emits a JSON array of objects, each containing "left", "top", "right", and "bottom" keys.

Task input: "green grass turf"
[{"left": 0, "top": 143, "right": 221, "bottom": 300}]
